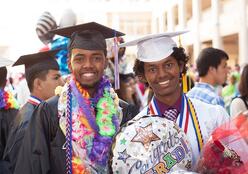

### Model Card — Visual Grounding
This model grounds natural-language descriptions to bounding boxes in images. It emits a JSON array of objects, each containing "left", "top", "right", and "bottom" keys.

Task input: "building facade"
[
  {"left": 89, "top": 0, "right": 247, "bottom": 66},
  {"left": 149, "top": 0, "right": 248, "bottom": 66},
  {"left": 1, "top": 0, "right": 247, "bottom": 67}
]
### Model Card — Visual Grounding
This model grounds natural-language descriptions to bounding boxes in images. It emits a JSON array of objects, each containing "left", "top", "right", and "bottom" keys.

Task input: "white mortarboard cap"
[
  {"left": 119, "top": 31, "right": 188, "bottom": 62},
  {"left": 0, "top": 58, "right": 14, "bottom": 68}
]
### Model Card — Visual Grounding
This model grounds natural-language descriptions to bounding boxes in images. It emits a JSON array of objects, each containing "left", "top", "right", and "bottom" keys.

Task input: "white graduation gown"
[{"left": 132, "top": 95, "right": 229, "bottom": 165}]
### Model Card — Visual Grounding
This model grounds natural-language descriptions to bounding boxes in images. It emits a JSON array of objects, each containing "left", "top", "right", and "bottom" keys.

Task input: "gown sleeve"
[
  {"left": 3, "top": 103, "right": 35, "bottom": 173},
  {"left": 0, "top": 109, "right": 18, "bottom": 174},
  {"left": 13, "top": 99, "right": 59, "bottom": 174},
  {"left": 0, "top": 109, "right": 18, "bottom": 158}
]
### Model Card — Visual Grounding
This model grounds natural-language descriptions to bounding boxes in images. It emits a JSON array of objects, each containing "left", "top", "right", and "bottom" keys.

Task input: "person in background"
[
  {"left": 119, "top": 32, "right": 229, "bottom": 165},
  {"left": 187, "top": 47, "right": 229, "bottom": 108},
  {"left": 222, "top": 73, "right": 239, "bottom": 113},
  {"left": 230, "top": 64, "right": 248, "bottom": 117},
  {"left": 116, "top": 74, "right": 135, "bottom": 105},
  {"left": 233, "top": 63, "right": 241, "bottom": 82},
  {"left": 0, "top": 58, "right": 19, "bottom": 174},
  {"left": 116, "top": 73, "right": 140, "bottom": 125},
  {"left": 105, "top": 37, "right": 127, "bottom": 86},
  {"left": 2, "top": 50, "right": 64, "bottom": 173},
  {"left": 15, "top": 73, "right": 30, "bottom": 107}
]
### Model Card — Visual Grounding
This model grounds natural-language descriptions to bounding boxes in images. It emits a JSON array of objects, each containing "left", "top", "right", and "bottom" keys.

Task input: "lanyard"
[{"left": 147, "top": 94, "right": 203, "bottom": 152}]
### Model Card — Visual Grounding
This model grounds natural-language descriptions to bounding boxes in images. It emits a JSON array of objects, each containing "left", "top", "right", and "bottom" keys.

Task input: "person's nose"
[
  {"left": 59, "top": 77, "right": 65, "bottom": 86},
  {"left": 157, "top": 67, "right": 167, "bottom": 79},
  {"left": 83, "top": 58, "right": 93, "bottom": 69}
]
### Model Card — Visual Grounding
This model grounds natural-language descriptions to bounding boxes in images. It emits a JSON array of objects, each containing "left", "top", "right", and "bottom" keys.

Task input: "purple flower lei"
[
  {"left": 0, "top": 89, "right": 6, "bottom": 109},
  {"left": 69, "top": 75, "right": 119, "bottom": 166}
]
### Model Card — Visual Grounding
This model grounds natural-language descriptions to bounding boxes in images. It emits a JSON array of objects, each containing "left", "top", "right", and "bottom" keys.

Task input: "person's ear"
[
  {"left": 208, "top": 66, "right": 216, "bottom": 74},
  {"left": 33, "top": 78, "right": 43, "bottom": 91}
]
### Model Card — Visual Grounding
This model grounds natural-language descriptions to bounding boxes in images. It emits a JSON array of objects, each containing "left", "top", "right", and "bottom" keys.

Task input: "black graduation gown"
[
  {"left": 14, "top": 96, "right": 65, "bottom": 174},
  {"left": 13, "top": 96, "right": 139, "bottom": 174},
  {"left": 2, "top": 102, "right": 38, "bottom": 173},
  {"left": 0, "top": 108, "right": 18, "bottom": 158},
  {"left": 119, "top": 100, "right": 140, "bottom": 126},
  {"left": 0, "top": 108, "right": 18, "bottom": 174}
]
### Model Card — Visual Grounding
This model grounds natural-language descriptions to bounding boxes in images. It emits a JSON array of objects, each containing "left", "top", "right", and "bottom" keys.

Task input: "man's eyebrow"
[
  {"left": 73, "top": 53, "right": 103, "bottom": 57},
  {"left": 146, "top": 64, "right": 157, "bottom": 67},
  {"left": 54, "top": 73, "right": 61, "bottom": 76},
  {"left": 91, "top": 53, "right": 103, "bottom": 56},
  {"left": 73, "top": 53, "right": 84, "bottom": 57}
]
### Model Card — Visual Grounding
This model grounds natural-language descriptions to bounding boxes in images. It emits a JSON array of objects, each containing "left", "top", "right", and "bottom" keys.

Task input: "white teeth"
[
  {"left": 82, "top": 73, "right": 94, "bottom": 77},
  {"left": 159, "top": 80, "right": 169, "bottom": 85}
]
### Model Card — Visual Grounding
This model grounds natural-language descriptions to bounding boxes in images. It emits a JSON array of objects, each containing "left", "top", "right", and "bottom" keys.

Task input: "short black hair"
[
  {"left": 26, "top": 69, "right": 49, "bottom": 92},
  {"left": 0, "top": 67, "right": 7, "bottom": 88},
  {"left": 133, "top": 47, "right": 189, "bottom": 77},
  {"left": 196, "top": 47, "right": 229, "bottom": 77}
]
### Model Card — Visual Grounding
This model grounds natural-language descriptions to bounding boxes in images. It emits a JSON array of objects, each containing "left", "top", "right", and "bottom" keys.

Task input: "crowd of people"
[{"left": 0, "top": 10, "right": 248, "bottom": 174}]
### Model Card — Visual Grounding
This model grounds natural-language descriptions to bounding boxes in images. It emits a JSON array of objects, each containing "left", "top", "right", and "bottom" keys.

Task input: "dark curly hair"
[{"left": 133, "top": 47, "right": 189, "bottom": 77}]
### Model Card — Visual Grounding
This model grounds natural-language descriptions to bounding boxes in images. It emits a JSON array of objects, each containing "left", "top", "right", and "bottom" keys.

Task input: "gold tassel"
[
  {"left": 179, "top": 34, "right": 189, "bottom": 93},
  {"left": 178, "top": 35, "right": 182, "bottom": 47},
  {"left": 182, "top": 73, "right": 188, "bottom": 93}
]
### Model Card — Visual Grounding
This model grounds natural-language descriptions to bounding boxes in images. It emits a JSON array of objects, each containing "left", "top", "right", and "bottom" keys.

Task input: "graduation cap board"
[
  {"left": 51, "top": 22, "right": 125, "bottom": 51},
  {"left": 13, "top": 50, "right": 59, "bottom": 83},
  {"left": 0, "top": 58, "right": 14, "bottom": 68},
  {"left": 119, "top": 31, "right": 188, "bottom": 62},
  {"left": 13, "top": 49, "right": 59, "bottom": 67}
]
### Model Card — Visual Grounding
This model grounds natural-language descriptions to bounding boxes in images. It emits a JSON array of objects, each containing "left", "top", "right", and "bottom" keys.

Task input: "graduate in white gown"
[{"left": 119, "top": 31, "right": 229, "bottom": 165}]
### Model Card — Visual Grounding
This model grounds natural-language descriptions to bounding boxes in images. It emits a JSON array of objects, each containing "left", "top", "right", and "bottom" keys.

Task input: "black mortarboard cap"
[
  {"left": 51, "top": 22, "right": 125, "bottom": 51},
  {"left": 13, "top": 50, "right": 59, "bottom": 83}
]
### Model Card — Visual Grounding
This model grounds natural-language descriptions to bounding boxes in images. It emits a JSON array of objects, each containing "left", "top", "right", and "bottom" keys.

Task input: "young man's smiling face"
[
  {"left": 69, "top": 48, "right": 107, "bottom": 89},
  {"left": 143, "top": 56, "right": 182, "bottom": 101}
]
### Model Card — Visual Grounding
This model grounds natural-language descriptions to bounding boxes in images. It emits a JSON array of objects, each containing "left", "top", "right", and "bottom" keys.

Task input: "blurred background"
[{"left": 0, "top": 0, "right": 247, "bottom": 66}]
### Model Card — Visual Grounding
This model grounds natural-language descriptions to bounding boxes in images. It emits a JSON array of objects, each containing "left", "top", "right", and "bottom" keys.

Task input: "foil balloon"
[
  {"left": 111, "top": 115, "right": 193, "bottom": 174},
  {"left": 50, "top": 37, "right": 70, "bottom": 76},
  {"left": 59, "top": 8, "right": 77, "bottom": 28},
  {"left": 36, "top": 11, "right": 57, "bottom": 45}
]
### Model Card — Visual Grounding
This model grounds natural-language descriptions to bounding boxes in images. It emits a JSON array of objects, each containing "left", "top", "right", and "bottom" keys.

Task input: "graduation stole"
[
  {"left": 27, "top": 95, "right": 42, "bottom": 106},
  {"left": 148, "top": 94, "right": 203, "bottom": 152}
]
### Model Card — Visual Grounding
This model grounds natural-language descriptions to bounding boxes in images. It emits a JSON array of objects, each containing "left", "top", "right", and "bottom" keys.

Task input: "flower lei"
[
  {"left": 65, "top": 76, "right": 119, "bottom": 174},
  {"left": 0, "top": 89, "right": 19, "bottom": 110}
]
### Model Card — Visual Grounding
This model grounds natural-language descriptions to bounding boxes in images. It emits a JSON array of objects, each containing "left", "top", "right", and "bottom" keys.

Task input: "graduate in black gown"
[
  {"left": 13, "top": 22, "right": 131, "bottom": 174},
  {"left": 2, "top": 50, "right": 64, "bottom": 173},
  {"left": 0, "top": 59, "right": 19, "bottom": 174}
]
